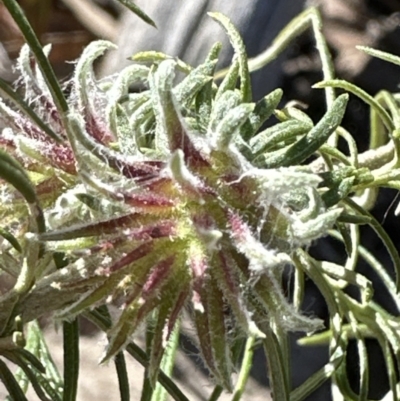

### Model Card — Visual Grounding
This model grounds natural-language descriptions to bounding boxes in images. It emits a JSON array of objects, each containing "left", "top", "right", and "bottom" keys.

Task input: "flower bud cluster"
[{"left": 0, "top": 17, "right": 347, "bottom": 388}]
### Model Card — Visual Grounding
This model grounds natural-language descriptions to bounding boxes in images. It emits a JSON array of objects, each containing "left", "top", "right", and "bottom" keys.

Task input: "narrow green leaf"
[
  {"left": 87, "top": 308, "right": 190, "bottom": 401},
  {"left": 3, "top": 350, "right": 53, "bottom": 401},
  {"left": 239, "top": 7, "right": 335, "bottom": 109},
  {"left": 321, "top": 177, "right": 355, "bottom": 207},
  {"left": 251, "top": 120, "right": 311, "bottom": 155},
  {"left": 105, "top": 64, "right": 149, "bottom": 136},
  {"left": 290, "top": 357, "right": 341, "bottom": 401},
  {"left": 193, "top": 295, "right": 218, "bottom": 382},
  {"left": 0, "top": 149, "right": 45, "bottom": 235},
  {"left": 174, "top": 61, "right": 216, "bottom": 108},
  {"left": 320, "top": 167, "right": 350, "bottom": 187},
  {"left": 336, "top": 214, "right": 371, "bottom": 225},
  {"left": 57, "top": 280, "right": 117, "bottom": 320},
  {"left": 0, "top": 227, "right": 22, "bottom": 253},
  {"left": 253, "top": 272, "right": 324, "bottom": 333},
  {"left": 263, "top": 328, "right": 290, "bottom": 401},
  {"left": 0, "top": 149, "right": 37, "bottom": 204},
  {"left": 2, "top": 0, "right": 68, "bottom": 114},
  {"left": 205, "top": 280, "right": 232, "bottom": 390},
  {"left": 126, "top": 343, "right": 190, "bottom": 401},
  {"left": 149, "top": 60, "right": 201, "bottom": 158},
  {"left": 129, "top": 99, "right": 154, "bottom": 148},
  {"left": 103, "top": 297, "right": 159, "bottom": 363},
  {"left": 0, "top": 358, "right": 29, "bottom": 401},
  {"left": 215, "top": 58, "right": 239, "bottom": 101},
  {"left": 260, "top": 94, "right": 348, "bottom": 168},
  {"left": 335, "top": 223, "right": 353, "bottom": 258},
  {"left": 210, "top": 253, "right": 264, "bottom": 339},
  {"left": 16, "top": 349, "right": 45, "bottom": 373},
  {"left": 215, "top": 103, "right": 255, "bottom": 149},
  {"left": 240, "top": 88, "right": 284, "bottom": 141},
  {"left": 74, "top": 40, "right": 117, "bottom": 109},
  {"left": 39, "top": 213, "right": 141, "bottom": 241},
  {"left": 357, "top": 46, "right": 400, "bottom": 66},
  {"left": 148, "top": 294, "right": 179, "bottom": 386},
  {"left": 320, "top": 261, "right": 373, "bottom": 304},
  {"left": 209, "top": 90, "right": 241, "bottom": 134},
  {"left": 345, "top": 198, "right": 400, "bottom": 291},
  {"left": 130, "top": 51, "right": 191, "bottom": 73},
  {"left": 193, "top": 43, "right": 221, "bottom": 129},
  {"left": 293, "top": 265, "right": 305, "bottom": 313},
  {"left": 314, "top": 80, "right": 394, "bottom": 132},
  {"left": 0, "top": 77, "right": 62, "bottom": 142},
  {"left": 152, "top": 322, "right": 180, "bottom": 401},
  {"left": 115, "top": 0, "right": 156, "bottom": 28},
  {"left": 282, "top": 92, "right": 347, "bottom": 163},
  {"left": 28, "top": 321, "right": 63, "bottom": 398},
  {"left": 209, "top": 12, "right": 252, "bottom": 102}
]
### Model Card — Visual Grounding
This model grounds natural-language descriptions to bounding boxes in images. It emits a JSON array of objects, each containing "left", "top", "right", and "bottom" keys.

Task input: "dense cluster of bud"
[{"left": 0, "top": 15, "right": 347, "bottom": 388}]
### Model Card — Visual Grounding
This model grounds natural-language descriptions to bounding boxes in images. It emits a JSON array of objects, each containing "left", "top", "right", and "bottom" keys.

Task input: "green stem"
[
  {"left": 126, "top": 343, "right": 189, "bottom": 401},
  {"left": 344, "top": 197, "right": 400, "bottom": 290},
  {"left": 62, "top": 320, "right": 79, "bottom": 401},
  {"left": 115, "top": 352, "right": 130, "bottom": 401},
  {"left": 298, "top": 324, "right": 373, "bottom": 346},
  {"left": 231, "top": 335, "right": 256, "bottom": 401},
  {"left": 53, "top": 253, "right": 79, "bottom": 401},
  {"left": 263, "top": 327, "right": 290, "bottom": 401},
  {"left": 290, "top": 358, "right": 340, "bottom": 401},
  {"left": 244, "top": 7, "right": 335, "bottom": 109},
  {"left": 207, "top": 386, "right": 224, "bottom": 401}
]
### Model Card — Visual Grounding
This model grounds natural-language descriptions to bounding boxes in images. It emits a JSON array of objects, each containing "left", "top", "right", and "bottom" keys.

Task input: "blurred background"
[{"left": 1, "top": 0, "right": 400, "bottom": 399}]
